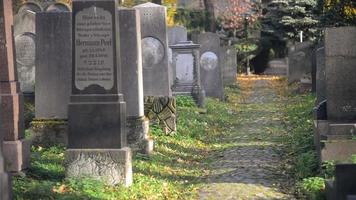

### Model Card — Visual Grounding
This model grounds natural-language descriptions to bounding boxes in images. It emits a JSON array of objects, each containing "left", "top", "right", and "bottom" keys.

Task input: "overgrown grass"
[{"left": 13, "top": 94, "right": 236, "bottom": 200}]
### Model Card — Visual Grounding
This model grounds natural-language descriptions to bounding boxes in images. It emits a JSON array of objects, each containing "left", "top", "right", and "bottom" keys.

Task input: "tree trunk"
[{"left": 203, "top": 0, "right": 216, "bottom": 32}]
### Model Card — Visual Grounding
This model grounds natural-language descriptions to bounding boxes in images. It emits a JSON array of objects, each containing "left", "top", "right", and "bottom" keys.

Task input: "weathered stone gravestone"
[
  {"left": 168, "top": 26, "right": 187, "bottom": 46},
  {"left": 192, "top": 32, "right": 224, "bottom": 100},
  {"left": 287, "top": 41, "right": 314, "bottom": 85},
  {"left": 31, "top": 11, "right": 72, "bottom": 146},
  {"left": 316, "top": 46, "right": 326, "bottom": 105},
  {"left": 170, "top": 41, "right": 205, "bottom": 107},
  {"left": 14, "top": 2, "right": 42, "bottom": 96},
  {"left": 325, "top": 27, "right": 356, "bottom": 121},
  {"left": 220, "top": 45, "right": 237, "bottom": 86},
  {"left": 134, "top": 2, "right": 171, "bottom": 96},
  {"left": 135, "top": 3, "right": 176, "bottom": 134},
  {"left": 0, "top": 0, "right": 31, "bottom": 172},
  {"left": 118, "top": 7, "right": 152, "bottom": 154},
  {"left": 326, "top": 164, "right": 356, "bottom": 200},
  {"left": 45, "top": 2, "right": 71, "bottom": 12},
  {"left": 65, "top": 0, "right": 132, "bottom": 186}
]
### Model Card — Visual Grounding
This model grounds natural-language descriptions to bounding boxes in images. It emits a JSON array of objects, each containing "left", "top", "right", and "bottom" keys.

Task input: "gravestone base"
[
  {"left": 3, "top": 139, "right": 31, "bottom": 172},
  {"left": 127, "top": 117, "right": 154, "bottom": 155},
  {"left": 30, "top": 119, "right": 68, "bottom": 147},
  {"left": 144, "top": 96, "right": 177, "bottom": 134},
  {"left": 321, "top": 140, "right": 356, "bottom": 163},
  {"left": 0, "top": 172, "right": 11, "bottom": 200},
  {"left": 65, "top": 148, "right": 132, "bottom": 186}
]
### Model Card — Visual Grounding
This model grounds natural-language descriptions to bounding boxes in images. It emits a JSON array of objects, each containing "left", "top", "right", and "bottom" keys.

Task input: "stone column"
[
  {"left": 118, "top": 8, "right": 153, "bottom": 154},
  {"left": 65, "top": 0, "right": 132, "bottom": 186},
  {"left": 0, "top": 0, "right": 31, "bottom": 172}
]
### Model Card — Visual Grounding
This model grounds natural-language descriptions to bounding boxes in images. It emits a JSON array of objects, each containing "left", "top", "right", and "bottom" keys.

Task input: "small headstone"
[
  {"left": 192, "top": 32, "right": 224, "bottom": 100},
  {"left": 220, "top": 45, "right": 237, "bottom": 85},
  {"left": 118, "top": 7, "right": 152, "bottom": 154},
  {"left": 170, "top": 41, "right": 205, "bottom": 107},
  {"left": 14, "top": 2, "right": 42, "bottom": 94},
  {"left": 325, "top": 27, "right": 356, "bottom": 121},
  {"left": 168, "top": 26, "right": 187, "bottom": 45},
  {"left": 65, "top": 0, "right": 132, "bottom": 186},
  {"left": 0, "top": 0, "right": 31, "bottom": 172},
  {"left": 287, "top": 41, "right": 314, "bottom": 84},
  {"left": 134, "top": 2, "right": 171, "bottom": 96}
]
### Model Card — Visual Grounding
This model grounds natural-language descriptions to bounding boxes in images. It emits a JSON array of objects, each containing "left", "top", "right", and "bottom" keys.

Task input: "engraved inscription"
[
  {"left": 176, "top": 54, "right": 193, "bottom": 82},
  {"left": 75, "top": 6, "right": 114, "bottom": 90},
  {"left": 15, "top": 33, "right": 36, "bottom": 66}
]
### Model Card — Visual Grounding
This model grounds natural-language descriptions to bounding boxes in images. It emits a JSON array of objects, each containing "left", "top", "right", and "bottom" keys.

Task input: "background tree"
[{"left": 203, "top": 0, "right": 216, "bottom": 32}]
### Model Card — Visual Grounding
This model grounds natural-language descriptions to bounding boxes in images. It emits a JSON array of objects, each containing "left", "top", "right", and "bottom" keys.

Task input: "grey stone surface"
[
  {"left": 327, "top": 164, "right": 356, "bottom": 200},
  {"left": 134, "top": 2, "right": 171, "bottom": 96},
  {"left": 168, "top": 26, "right": 187, "bottom": 45},
  {"left": 316, "top": 47, "right": 326, "bottom": 105},
  {"left": 321, "top": 140, "right": 356, "bottom": 162},
  {"left": 127, "top": 117, "right": 153, "bottom": 154},
  {"left": 170, "top": 41, "right": 205, "bottom": 107},
  {"left": 3, "top": 139, "right": 31, "bottom": 172},
  {"left": 14, "top": 2, "right": 42, "bottom": 93},
  {"left": 287, "top": 42, "right": 314, "bottom": 84},
  {"left": 45, "top": 2, "right": 71, "bottom": 12},
  {"left": 220, "top": 45, "right": 237, "bottom": 86},
  {"left": 65, "top": 148, "right": 132, "bottom": 186},
  {"left": 118, "top": 8, "right": 143, "bottom": 118},
  {"left": 325, "top": 27, "right": 356, "bottom": 121},
  {"left": 35, "top": 12, "right": 72, "bottom": 119},
  {"left": 192, "top": 32, "right": 224, "bottom": 100}
]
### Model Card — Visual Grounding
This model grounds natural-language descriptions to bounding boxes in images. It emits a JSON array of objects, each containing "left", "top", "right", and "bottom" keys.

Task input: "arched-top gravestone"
[
  {"left": 168, "top": 26, "right": 187, "bottom": 45},
  {"left": 14, "top": 2, "right": 42, "bottom": 94},
  {"left": 45, "top": 2, "right": 71, "bottom": 12},
  {"left": 134, "top": 2, "right": 171, "bottom": 96},
  {"left": 192, "top": 32, "right": 224, "bottom": 100}
]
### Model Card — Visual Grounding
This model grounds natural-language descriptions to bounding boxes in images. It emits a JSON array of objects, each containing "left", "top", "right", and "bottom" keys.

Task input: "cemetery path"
[{"left": 198, "top": 75, "right": 296, "bottom": 200}]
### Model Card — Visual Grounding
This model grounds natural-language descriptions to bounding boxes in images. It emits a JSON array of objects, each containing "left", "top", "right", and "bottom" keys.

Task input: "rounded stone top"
[
  {"left": 46, "top": 3, "right": 71, "bottom": 12},
  {"left": 17, "top": 2, "right": 42, "bottom": 13},
  {"left": 134, "top": 2, "right": 164, "bottom": 8}
]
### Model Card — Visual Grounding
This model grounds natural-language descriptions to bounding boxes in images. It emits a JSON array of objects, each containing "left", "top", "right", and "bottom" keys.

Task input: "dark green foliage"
[
  {"left": 319, "top": 0, "right": 356, "bottom": 27},
  {"left": 174, "top": 9, "right": 209, "bottom": 32}
]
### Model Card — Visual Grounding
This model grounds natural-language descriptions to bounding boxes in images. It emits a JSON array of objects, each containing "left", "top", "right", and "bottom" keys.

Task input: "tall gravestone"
[
  {"left": 316, "top": 46, "right": 326, "bottom": 105},
  {"left": 192, "top": 32, "right": 224, "bottom": 100},
  {"left": 65, "top": 0, "right": 132, "bottom": 186},
  {"left": 31, "top": 11, "right": 72, "bottom": 146},
  {"left": 325, "top": 27, "right": 356, "bottom": 121},
  {"left": 0, "top": 0, "right": 31, "bottom": 172},
  {"left": 134, "top": 2, "right": 171, "bottom": 96},
  {"left": 135, "top": 3, "right": 176, "bottom": 134},
  {"left": 14, "top": 2, "right": 42, "bottom": 98},
  {"left": 287, "top": 42, "right": 314, "bottom": 84},
  {"left": 118, "top": 7, "right": 152, "bottom": 154},
  {"left": 220, "top": 45, "right": 237, "bottom": 86},
  {"left": 0, "top": 0, "right": 14, "bottom": 200}
]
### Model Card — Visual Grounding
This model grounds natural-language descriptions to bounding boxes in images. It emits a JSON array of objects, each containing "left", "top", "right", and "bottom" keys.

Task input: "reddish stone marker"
[{"left": 0, "top": 0, "right": 30, "bottom": 172}]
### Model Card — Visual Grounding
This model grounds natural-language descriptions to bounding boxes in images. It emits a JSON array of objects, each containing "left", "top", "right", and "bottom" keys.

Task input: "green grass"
[{"left": 13, "top": 94, "right": 236, "bottom": 200}]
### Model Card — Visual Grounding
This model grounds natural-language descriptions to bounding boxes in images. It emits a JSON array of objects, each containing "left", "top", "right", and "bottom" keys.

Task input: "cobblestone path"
[{"left": 199, "top": 76, "right": 296, "bottom": 200}]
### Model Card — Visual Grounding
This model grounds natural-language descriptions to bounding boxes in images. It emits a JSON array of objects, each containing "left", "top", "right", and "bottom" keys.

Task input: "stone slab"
[
  {"left": 0, "top": 172, "right": 11, "bottom": 200},
  {"left": 134, "top": 3, "right": 171, "bottom": 96},
  {"left": 127, "top": 117, "right": 153, "bottom": 154},
  {"left": 65, "top": 148, "right": 132, "bottom": 186},
  {"left": 316, "top": 47, "right": 326, "bottom": 104},
  {"left": 220, "top": 45, "right": 237, "bottom": 86},
  {"left": 3, "top": 139, "right": 31, "bottom": 172},
  {"left": 35, "top": 12, "right": 72, "bottom": 119},
  {"left": 167, "top": 26, "right": 187, "bottom": 45},
  {"left": 321, "top": 140, "right": 356, "bottom": 162},
  {"left": 287, "top": 42, "right": 314, "bottom": 84},
  {"left": 325, "top": 27, "right": 356, "bottom": 57}
]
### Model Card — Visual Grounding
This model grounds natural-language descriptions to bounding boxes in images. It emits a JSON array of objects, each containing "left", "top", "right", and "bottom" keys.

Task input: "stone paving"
[{"left": 199, "top": 76, "right": 296, "bottom": 200}]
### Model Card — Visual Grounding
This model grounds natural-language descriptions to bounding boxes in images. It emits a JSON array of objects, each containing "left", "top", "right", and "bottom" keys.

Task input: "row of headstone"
[{"left": 311, "top": 27, "right": 356, "bottom": 200}]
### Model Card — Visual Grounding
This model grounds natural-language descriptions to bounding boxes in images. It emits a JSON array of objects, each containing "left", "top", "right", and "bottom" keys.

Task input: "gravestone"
[
  {"left": 65, "top": 0, "right": 132, "bottom": 186},
  {"left": 325, "top": 27, "right": 356, "bottom": 121},
  {"left": 0, "top": 0, "right": 31, "bottom": 172},
  {"left": 170, "top": 41, "right": 205, "bottom": 107},
  {"left": 0, "top": 97, "right": 11, "bottom": 200},
  {"left": 287, "top": 42, "right": 314, "bottom": 84},
  {"left": 192, "top": 32, "right": 224, "bottom": 100},
  {"left": 135, "top": 2, "right": 176, "bottom": 134},
  {"left": 220, "top": 45, "right": 237, "bottom": 85},
  {"left": 134, "top": 2, "right": 171, "bottom": 96},
  {"left": 118, "top": 7, "right": 152, "bottom": 154},
  {"left": 14, "top": 2, "right": 42, "bottom": 95},
  {"left": 326, "top": 164, "right": 356, "bottom": 200},
  {"left": 45, "top": 2, "right": 71, "bottom": 12},
  {"left": 316, "top": 46, "right": 326, "bottom": 105},
  {"left": 31, "top": 11, "right": 72, "bottom": 146},
  {"left": 168, "top": 26, "right": 187, "bottom": 45}
]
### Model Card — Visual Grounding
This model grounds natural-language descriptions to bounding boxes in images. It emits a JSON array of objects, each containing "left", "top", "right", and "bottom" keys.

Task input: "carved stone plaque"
[
  {"left": 200, "top": 51, "right": 218, "bottom": 71},
  {"left": 176, "top": 53, "right": 193, "bottom": 82},
  {"left": 74, "top": 6, "right": 114, "bottom": 91}
]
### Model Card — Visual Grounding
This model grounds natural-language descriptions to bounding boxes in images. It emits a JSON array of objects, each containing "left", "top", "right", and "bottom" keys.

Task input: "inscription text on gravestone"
[{"left": 75, "top": 6, "right": 114, "bottom": 91}]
